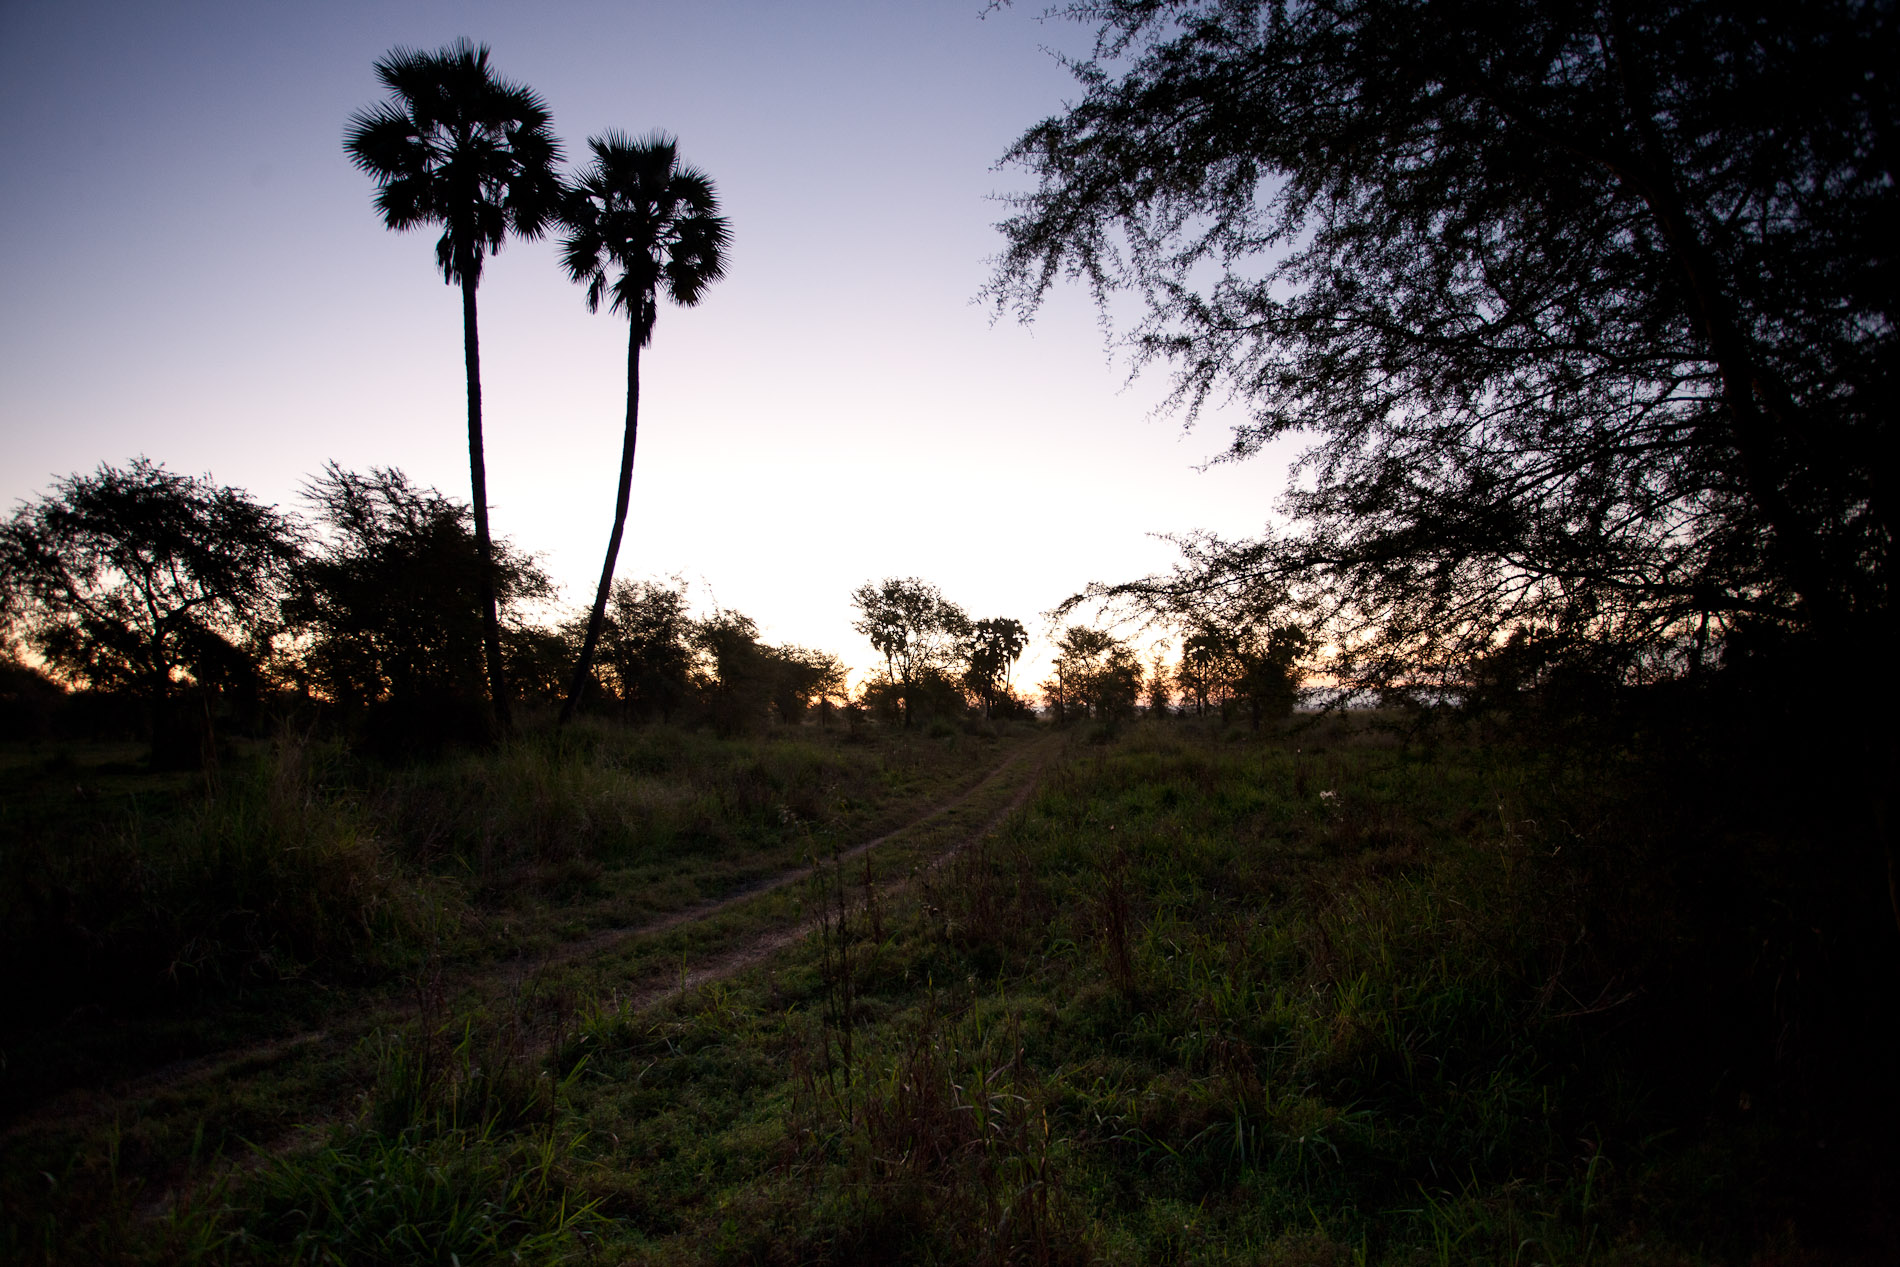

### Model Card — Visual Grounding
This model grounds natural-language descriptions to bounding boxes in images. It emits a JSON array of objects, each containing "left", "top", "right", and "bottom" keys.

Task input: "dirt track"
[{"left": 5, "top": 731, "right": 1059, "bottom": 1153}]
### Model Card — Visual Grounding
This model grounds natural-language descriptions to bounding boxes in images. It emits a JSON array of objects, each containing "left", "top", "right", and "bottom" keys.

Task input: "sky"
[{"left": 0, "top": 0, "right": 1293, "bottom": 690}]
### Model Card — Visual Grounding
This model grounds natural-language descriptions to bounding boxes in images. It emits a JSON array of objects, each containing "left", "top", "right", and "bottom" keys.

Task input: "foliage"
[
  {"left": 558, "top": 131, "right": 730, "bottom": 343},
  {"left": 286, "top": 466, "right": 553, "bottom": 747},
  {"left": 1042, "top": 624, "right": 1143, "bottom": 723},
  {"left": 0, "top": 459, "right": 300, "bottom": 761},
  {"left": 962, "top": 616, "right": 1030, "bottom": 718},
  {"left": 993, "top": 0, "right": 1895, "bottom": 694},
  {"left": 1171, "top": 620, "right": 1312, "bottom": 726},
  {"left": 246, "top": 1025, "right": 603, "bottom": 1264},
  {"left": 344, "top": 38, "right": 562, "bottom": 293},
  {"left": 764, "top": 643, "right": 849, "bottom": 725},
  {"left": 593, "top": 577, "right": 697, "bottom": 721},
  {"left": 0, "top": 729, "right": 412, "bottom": 1026},
  {"left": 851, "top": 577, "right": 972, "bottom": 726}
]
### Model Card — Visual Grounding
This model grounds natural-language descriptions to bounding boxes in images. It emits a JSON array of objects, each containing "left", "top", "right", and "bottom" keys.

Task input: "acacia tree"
[
  {"left": 286, "top": 466, "right": 552, "bottom": 730},
  {"left": 558, "top": 133, "right": 730, "bottom": 725},
  {"left": 0, "top": 460, "right": 301, "bottom": 763},
  {"left": 850, "top": 578, "right": 970, "bottom": 727},
  {"left": 993, "top": 0, "right": 1893, "bottom": 694},
  {"left": 345, "top": 40, "right": 562, "bottom": 730}
]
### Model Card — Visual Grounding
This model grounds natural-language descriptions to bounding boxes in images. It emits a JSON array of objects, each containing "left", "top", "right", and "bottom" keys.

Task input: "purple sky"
[{"left": 1, "top": 0, "right": 1291, "bottom": 687}]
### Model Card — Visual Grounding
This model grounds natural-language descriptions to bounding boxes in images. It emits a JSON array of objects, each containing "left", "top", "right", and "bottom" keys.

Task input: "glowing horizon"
[{"left": 0, "top": 1, "right": 1296, "bottom": 695}]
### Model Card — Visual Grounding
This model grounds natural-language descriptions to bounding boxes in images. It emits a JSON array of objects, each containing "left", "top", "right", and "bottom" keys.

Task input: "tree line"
[
  {"left": 0, "top": 460, "right": 848, "bottom": 761},
  {"left": 0, "top": 456, "right": 1329, "bottom": 761}
]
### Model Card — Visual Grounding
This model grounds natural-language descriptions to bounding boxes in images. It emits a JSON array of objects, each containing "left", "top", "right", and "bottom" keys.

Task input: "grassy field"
[{"left": 4, "top": 713, "right": 1895, "bottom": 1263}]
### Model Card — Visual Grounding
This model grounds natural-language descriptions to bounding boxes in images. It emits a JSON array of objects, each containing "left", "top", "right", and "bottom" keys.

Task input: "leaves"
[
  {"left": 997, "top": 0, "right": 1894, "bottom": 687},
  {"left": 0, "top": 459, "right": 300, "bottom": 697},
  {"left": 344, "top": 39, "right": 564, "bottom": 288}
]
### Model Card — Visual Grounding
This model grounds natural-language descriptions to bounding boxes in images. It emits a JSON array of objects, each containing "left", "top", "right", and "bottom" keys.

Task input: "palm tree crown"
[
  {"left": 557, "top": 133, "right": 728, "bottom": 723},
  {"left": 560, "top": 132, "right": 730, "bottom": 343},
  {"left": 344, "top": 38, "right": 563, "bottom": 287}
]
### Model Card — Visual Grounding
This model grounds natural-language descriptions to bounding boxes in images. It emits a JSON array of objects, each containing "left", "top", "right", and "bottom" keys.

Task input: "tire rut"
[{"left": 5, "top": 732, "right": 1056, "bottom": 1148}]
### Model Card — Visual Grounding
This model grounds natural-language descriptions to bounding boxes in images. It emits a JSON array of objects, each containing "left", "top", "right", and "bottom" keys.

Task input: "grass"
[{"left": 5, "top": 713, "right": 1895, "bottom": 1263}]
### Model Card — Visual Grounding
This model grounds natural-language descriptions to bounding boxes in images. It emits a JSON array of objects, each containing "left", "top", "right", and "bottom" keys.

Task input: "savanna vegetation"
[{"left": 3, "top": 3, "right": 1895, "bottom": 1262}]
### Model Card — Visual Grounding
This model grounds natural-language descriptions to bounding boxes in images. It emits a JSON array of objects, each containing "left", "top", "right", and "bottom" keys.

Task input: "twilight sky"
[{"left": 0, "top": 0, "right": 1290, "bottom": 688}]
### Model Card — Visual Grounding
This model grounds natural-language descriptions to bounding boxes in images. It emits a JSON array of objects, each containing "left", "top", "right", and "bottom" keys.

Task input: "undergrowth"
[{"left": 9, "top": 715, "right": 1895, "bottom": 1263}]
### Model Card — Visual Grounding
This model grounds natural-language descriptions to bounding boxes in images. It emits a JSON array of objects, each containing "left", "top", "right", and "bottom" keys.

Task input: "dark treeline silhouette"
[
  {"left": 0, "top": 461, "right": 867, "bottom": 759},
  {"left": 849, "top": 577, "right": 1033, "bottom": 727}
]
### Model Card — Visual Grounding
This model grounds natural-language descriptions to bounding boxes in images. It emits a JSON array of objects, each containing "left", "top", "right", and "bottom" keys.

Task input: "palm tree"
[
  {"left": 344, "top": 40, "right": 561, "bottom": 731},
  {"left": 558, "top": 132, "right": 729, "bottom": 723}
]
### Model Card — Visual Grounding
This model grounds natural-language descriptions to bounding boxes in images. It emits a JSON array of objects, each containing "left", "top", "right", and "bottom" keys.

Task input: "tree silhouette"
[
  {"left": 994, "top": 0, "right": 1893, "bottom": 695},
  {"left": 0, "top": 460, "right": 301, "bottom": 764},
  {"left": 591, "top": 577, "right": 697, "bottom": 722},
  {"left": 557, "top": 132, "right": 730, "bottom": 725},
  {"left": 850, "top": 578, "right": 970, "bottom": 728},
  {"left": 345, "top": 39, "right": 562, "bottom": 731},
  {"left": 1042, "top": 625, "right": 1142, "bottom": 724},
  {"left": 962, "top": 617, "right": 1029, "bottom": 718},
  {"left": 287, "top": 465, "right": 552, "bottom": 752}
]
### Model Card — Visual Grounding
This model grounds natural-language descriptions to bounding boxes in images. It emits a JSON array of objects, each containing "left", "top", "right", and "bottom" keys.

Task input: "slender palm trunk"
[
  {"left": 463, "top": 278, "right": 511, "bottom": 732},
  {"left": 562, "top": 320, "right": 642, "bottom": 724}
]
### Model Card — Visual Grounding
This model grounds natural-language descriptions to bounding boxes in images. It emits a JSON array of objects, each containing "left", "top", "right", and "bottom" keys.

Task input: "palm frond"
[
  {"left": 346, "top": 39, "right": 562, "bottom": 286},
  {"left": 558, "top": 130, "right": 729, "bottom": 332}
]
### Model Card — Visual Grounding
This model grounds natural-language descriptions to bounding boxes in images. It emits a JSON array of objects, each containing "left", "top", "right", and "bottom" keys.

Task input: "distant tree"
[
  {"left": 594, "top": 577, "right": 696, "bottom": 722},
  {"left": 691, "top": 609, "right": 770, "bottom": 735},
  {"left": 1142, "top": 646, "right": 1173, "bottom": 717},
  {"left": 1043, "top": 625, "right": 1143, "bottom": 723},
  {"left": 763, "top": 645, "right": 848, "bottom": 725},
  {"left": 346, "top": 40, "right": 563, "bottom": 730},
  {"left": 558, "top": 133, "right": 730, "bottom": 725},
  {"left": 0, "top": 459, "right": 301, "bottom": 764},
  {"left": 1231, "top": 623, "right": 1312, "bottom": 729},
  {"left": 962, "top": 617, "right": 1030, "bottom": 718},
  {"left": 1175, "top": 628, "right": 1232, "bottom": 719},
  {"left": 994, "top": 0, "right": 1894, "bottom": 700},
  {"left": 287, "top": 466, "right": 552, "bottom": 746},
  {"left": 850, "top": 578, "right": 971, "bottom": 726}
]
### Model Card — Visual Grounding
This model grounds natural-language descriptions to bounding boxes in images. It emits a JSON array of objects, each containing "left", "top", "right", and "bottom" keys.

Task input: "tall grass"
[
  {"left": 1, "top": 730, "right": 416, "bottom": 1022},
  {"left": 238, "top": 1022, "right": 605, "bottom": 1265},
  {"left": 13, "top": 714, "right": 1893, "bottom": 1263},
  {"left": 1, "top": 719, "right": 987, "bottom": 1031}
]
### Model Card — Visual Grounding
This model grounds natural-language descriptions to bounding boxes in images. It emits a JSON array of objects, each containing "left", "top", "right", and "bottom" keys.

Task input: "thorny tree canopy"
[
  {"left": 992, "top": 0, "right": 1894, "bottom": 692},
  {"left": 0, "top": 460, "right": 300, "bottom": 699}
]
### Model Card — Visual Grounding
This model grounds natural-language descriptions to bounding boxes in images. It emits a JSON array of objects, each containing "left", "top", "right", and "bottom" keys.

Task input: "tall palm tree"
[
  {"left": 558, "top": 132, "right": 729, "bottom": 723},
  {"left": 344, "top": 39, "right": 561, "bottom": 731}
]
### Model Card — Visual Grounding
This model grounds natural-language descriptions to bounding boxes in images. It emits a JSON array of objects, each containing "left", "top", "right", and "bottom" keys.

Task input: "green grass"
[{"left": 6, "top": 714, "right": 1894, "bottom": 1263}]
